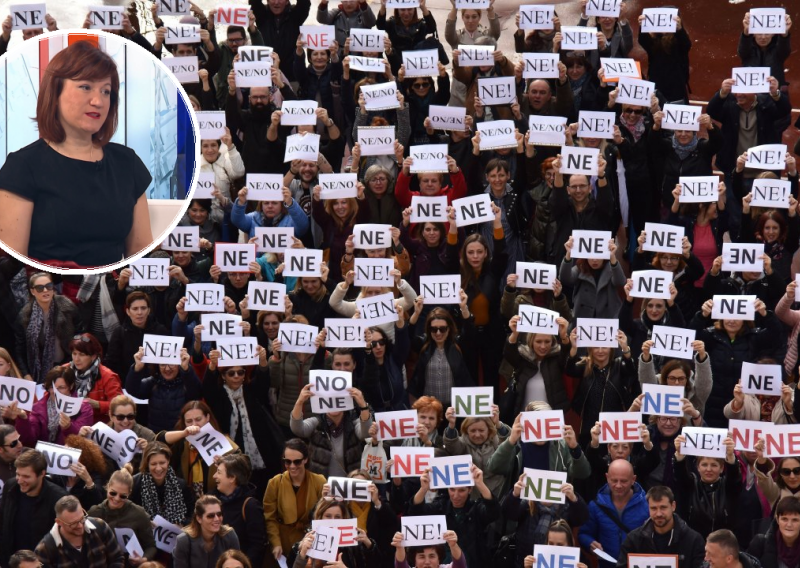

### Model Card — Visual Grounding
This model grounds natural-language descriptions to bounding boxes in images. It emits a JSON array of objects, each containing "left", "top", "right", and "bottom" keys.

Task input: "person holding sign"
[
  {"left": 560, "top": 235, "right": 625, "bottom": 319},
  {"left": 0, "top": 41, "right": 154, "bottom": 268},
  {"left": 294, "top": 35, "right": 343, "bottom": 124},
  {"left": 500, "top": 263, "right": 570, "bottom": 322},
  {"left": 673, "top": 432, "right": 740, "bottom": 538},
  {"left": 340, "top": 229, "right": 412, "bottom": 289},
  {"left": 452, "top": 40, "right": 517, "bottom": 121},
  {"left": 317, "top": 0, "right": 378, "bottom": 52},
  {"left": 13, "top": 367, "right": 93, "bottom": 448},
  {"left": 399, "top": 60, "right": 451, "bottom": 146},
  {"left": 51, "top": 434, "right": 107, "bottom": 511},
  {"left": 639, "top": 341, "right": 711, "bottom": 414},
  {"left": 724, "top": 378, "right": 794, "bottom": 425},
  {"left": 312, "top": 182, "right": 369, "bottom": 284},
  {"left": 637, "top": 10, "right": 692, "bottom": 103},
  {"left": 130, "top": 442, "right": 195, "bottom": 527},
  {"left": 172, "top": 495, "right": 240, "bottom": 568},
  {"left": 619, "top": 279, "right": 685, "bottom": 362},
  {"left": 739, "top": 10, "right": 793, "bottom": 89},
  {"left": 376, "top": 0, "right": 438, "bottom": 72},
  {"left": 775, "top": 281, "right": 800, "bottom": 380},
  {"left": 576, "top": 0, "right": 633, "bottom": 72},
  {"left": 739, "top": 190, "right": 800, "bottom": 283},
  {"left": 331, "top": 271, "right": 415, "bottom": 341},
  {"left": 399, "top": 209, "right": 451, "bottom": 292},
  {"left": 180, "top": 199, "right": 226, "bottom": 258},
  {"left": 0, "top": 10, "right": 58, "bottom": 56},
  {"left": 197, "top": 126, "right": 245, "bottom": 237},
  {"left": 65, "top": 333, "right": 123, "bottom": 422},
  {"left": 391, "top": 529, "right": 464, "bottom": 568},
  {"left": 232, "top": 185, "right": 310, "bottom": 241},
  {"left": 690, "top": 297, "right": 781, "bottom": 427},
  {"left": 362, "top": 322, "right": 411, "bottom": 413}
]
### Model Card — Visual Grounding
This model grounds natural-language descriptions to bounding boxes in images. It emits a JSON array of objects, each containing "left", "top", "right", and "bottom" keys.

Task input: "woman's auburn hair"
[
  {"left": 184, "top": 495, "right": 234, "bottom": 538},
  {"left": 36, "top": 40, "right": 120, "bottom": 146}
]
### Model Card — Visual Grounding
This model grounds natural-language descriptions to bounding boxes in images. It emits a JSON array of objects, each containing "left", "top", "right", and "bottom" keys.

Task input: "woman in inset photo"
[{"left": 0, "top": 40, "right": 153, "bottom": 268}]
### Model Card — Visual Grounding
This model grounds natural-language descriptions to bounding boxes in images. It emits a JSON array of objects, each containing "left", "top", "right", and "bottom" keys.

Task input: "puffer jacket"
[
  {"left": 638, "top": 351, "right": 713, "bottom": 416},
  {"left": 298, "top": 412, "right": 367, "bottom": 476},
  {"left": 124, "top": 366, "right": 203, "bottom": 433},
  {"left": 674, "top": 456, "right": 742, "bottom": 538},
  {"left": 443, "top": 423, "right": 510, "bottom": 498},
  {"left": 502, "top": 339, "right": 571, "bottom": 414},
  {"left": 578, "top": 483, "right": 649, "bottom": 566},
  {"left": 270, "top": 351, "right": 332, "bottom": 427},
  {"left": 560, "top": 259, "right": 626, "bottom": 319},
  {"left": 231, "top": 198, "right": 310, "bottom": 240}
]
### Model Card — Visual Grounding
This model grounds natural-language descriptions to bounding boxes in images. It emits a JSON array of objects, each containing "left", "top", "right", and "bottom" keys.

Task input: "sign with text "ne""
[
  {"left": 9, "top": 3, "right": 46, "bottom": 30},
  {"left": 312, "top": 519, "right": 358, "bottom": 548},
  {"left": 518, "top": 5, "right": 554, "bottom": 31},
  {"left": 640, "top": 8, "right": 678, "bottom": 33},
  {"left": 186, "top": 422, "right": 234, "bottom": 465},
  {"left": 354, "top": 258, "right": 394, "bottom": 287},
  {"left": 129, "top": 258, "right": 170, "bottom": 287},
  {"left": 661, "top": 104, "right": 700, "bottom": 132},
  {"left": 516, "top": 262, "right": 556, "bottom": 290},
  {"left": 153, "top": 515, "right": 181, "bottom": 553},
  {"left": 575, "top": 318, "right": 618, "bottom": 348},
  {"left": 678, "top": 176, "right": 718, "bottom": 203},
  {"left": 216, "top": 337, "right": 259, "bottom": 367},
  {"left": 215, "top": 243, "right": 256, "bottom": 273},
  {"left": 731, "top": 67, "right": 770, "bottom": 94},
  {"left": 200, "top": 313, "right": 242, "bottom": 342},
  {"left": 429, "top": 455, "right": 474, "bottom": 489},
  {"left": 390, "top": 446, "right": 434, "bottom": 478},
  {"left": 254, "top": 226, "right": 293, "bottom": 253},
  {"left": 410, "top": 195, "right": 448, "bottom": 222},
  {"left": 247, "top": 281, "right": 286, "bottom": 311},
  {"left": 283, "top": 249, "right": 322, "bottom": 277},
  {"left": 751, "top": 178, "right": 791, "bottom": 208},
  {"left": 560, "top": 145, "right": 599, "bottom": 175},
  {"left": 711, "top": 294, "right": 756, "bottom": 321},
  {"left": 681, "top": 427, "right": 728, "bottom": 458},
  {"left": 141, "top": 334, "right": 183, "bottom": 365},
  {"left": 53, "top": 389, "right": 84, "bottom": 418},
  {"left": 745, "top": 144, "right": 787, "bottom": 171},
  {"left": 534, "top": 545, "right": 581, "bottom": 568},
  {"left": 628, "top": 555, "right": 679, "bottom": 568},
  {"left": 328, "top": 476, "right": 372, "bottom": 502},
  {"left": 520, "top": 410, "right": 565, "bottom": 443},
  {"left": 763, "top": 424, "right": 800, "bottom": 458},
  {"left": 599, "top": 412, "right": 643, "bottom": 443},
  {"left": 522, "top": 53, "right": 560, "bottom": 79},
  {"left": 325, "top": 319, "right": 367, "bottom": 349},
  {"left": 386, "top": 0, "right": 420, "bottom": 7},
  {"left": 642, "top": 383, "right": 684, "bottom": 417},
  {"left": 300, "top": 25, "right": 335, "bottom": 49},
  {"left": 517, "top": 305, "right": 559, "bottom": 335},
  {"left": 722, "top": 242, "right": 764, "bottom": 273},
  {"left": 277, "top": 323, "right": 317, "bottom": 354},
  {"left": 740, "top": 361, "right": 783, "bottom": 396},
  {"left": 522, "top": 469, "right": 567, "bottom": 504},
  {"left": 650, "top": 325, "right": 695, "bottom": 360},
  {"left": 419, "top": 274, "right": 460, "bottom": 305},
  {"left": 452, "top": 387, "right": 493, "bottom": 417},
  {"left": 630, "top": 270, "right": 672, "bottom": 300},
  {"left": 215, "top": 5, "right": 249, "bottom": 26},
  {"left": 353, "top": 224, "right": 392, "bottom": 250},
  {"left": 729, "top": 418, "right": 770, "bottom": 452},
  {"left": 163, "top": 226, "right": 199, "bottom": 252},
  {"left": 88, "top": 6, "right": 123, "bottom": 30},
  {"left": 401, "top": 515, "right": 446, "bottom": 546},
  {"left": 375, "top": 409, "right": 418, "bottom": 441},
  {"left": 453, "top": 194, "right": 494, "bottom": 228},
  {"left": 356, "top": 292, "right": 398, "bottom": 325},
  {"left": 643, "top": 222, "right": 683, "bottom": 254},
  {"left": 570, "top": 230, "right": 611, "bottom": 259},
  {"left": 157, "top": 0, "right": 191, "bottom": 16}
]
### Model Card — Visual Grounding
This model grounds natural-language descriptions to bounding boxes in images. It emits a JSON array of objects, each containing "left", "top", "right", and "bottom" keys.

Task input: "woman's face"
[
  {"left": 779, "top": 513, "right": 800, "bottom": 542},
  {"left": 658, "top": 254, "right": 680, "bottom": 273},
  {"left": 591, "top": 347, "right": 611, "bottom": 367},
  {"left": 754, "top": 34, "right": 772, "bottom": 47},
  {"left": 159, "top": 363, "right": 179, "bottom": 381},
  {"left": 532, "top": 334, "right": 553, "bottom": 358},
  {"left": 261, "top": 201, "right": 282, "bottom": 219},
  {"left": 663, "top": 368, "right": 688, "bottom": 389},
  {"left": 301, "top": 278, "right": 322, "bottom": 296},
  {"left": 566, "top": 62, "right": 586, "bottom": 81},
  {"left": 697, "top": 458, "right": 723, "bottom": 483},
  {"left": 184, "top": 409, "right": 209, "bottom": 429},
  {"left": 198, "top": 504, "right": 223, "bottom": 534},
  {"left": 106, "top": 480, "right": 130, "bottom": 510},
  {"left": 148, "top": 453, "right": 169, "bottom": 482},
  {"left": 262, "top": 315, "right": 281, "bottom": 339},
  {"left": 30, "top": 276, "right": 54, "bottom": 304},
  {"left": 486, "top": 167, "right": 510, "bottom": 193},
  {"left": 547, "top": 531, "right": 569, "bottom": 546},
  {"left": 173, "top": 251, "right": 192, "bottom": 267},
  {"left": 609, "top": 443, "right": 631, "bottom": 461},
  {"left": 417, "top": 410, "right": 439, "bottom": 434},
  {"left": 675, "top": 130, "right": 694, "bottom": 145},
  {"left": 310, "top": 50, "right": 328, "bottom": 69},
  {"left": 722, "top": 319, "right": 744, "bottom": 336},
  {"left": 587, "top": 258, "right": 605, "bottom": 270},
  {"left": 422, "top": 224, "right": 442, "bottom": 247},
  {"left": 645, "top": 300, "right": 667, "bottom": 321},
  {"left": 462, "top": 9, "right": 480, "bottom": 31},
  {"left": 110, "top": 404, "right": 136, "bottom": 432},
  {"left": 0, "top": 358, "right": 13, "bottom": 377},
  {"left": 429, "top": 318, "right": 450, "bottom": 344},
  {"left": 657, "top": 416, "right": 680, "bottom": 437},
  {"left": 126, "top": 299, "right": 150, "bottom": 328},
  {"left": 361, "top": 287, "right": 384, "bottom": 299},
  {"left": 283, "top": 448, "right": 307, "bottom": 476},
  {"left": 398, "top": 8, "right": 415, "bottom": 24},
  {"left": 188, "top": 202, "right": 210, "bottom": 226},
  {"left": 763, "top": 219, "right": 781, "bottom": 243},
  {"left": 465, "top": 241, "right": 487, "bottom": 270},
  {"left": 72, "top": 350, "right": 97, "bottom": 372},
  {"left": 369, "top": 173, "right": 389, "bottom": 196},
  {"left": 780, "top": 459, "right": 800, "bottom": 489},
  {"left": 201, "top": 140, "right": 221, "bottom": 163},
  {"left": 52, "top": 377, "right": 71, "bottom": 396},
  {"left": 332, "top": 199, "right": 350, "bottom": 219},
  {"left": 598, "top": 16, "right": 616, "bottom": 31},
  {"left": 213, "top": 463, "right": 237, "bottom": 494},
  {"left": 321, "top": 505, "right": 345, "bottom": 520},
  {"left": 544, "top": 168, "right": 556, "bottom": 189},
  {"left": 466, "top": 421, "right": 489, "bottom": 446},
  {"left": 370, "top": 331, "right": 387, "bottom": 359},
  {"left": 57, "top": 77, "right": 112, "bottom": 140},
  {"left": 365, "top": 248, "right": 388, "bottom": 259},
  {"left": 223, "top": 367, "right": 246, "bottom": 391}
]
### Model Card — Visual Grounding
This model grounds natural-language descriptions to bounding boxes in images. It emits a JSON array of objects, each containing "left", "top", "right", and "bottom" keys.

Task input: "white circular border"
[{"left": 0, "top": 28, "right": 200, "bottom": 276}]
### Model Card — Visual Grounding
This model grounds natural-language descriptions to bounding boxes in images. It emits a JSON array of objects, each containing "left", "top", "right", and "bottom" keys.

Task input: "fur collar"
[{"left": 48, "top": 518, "right": 97, "bottom": 549}]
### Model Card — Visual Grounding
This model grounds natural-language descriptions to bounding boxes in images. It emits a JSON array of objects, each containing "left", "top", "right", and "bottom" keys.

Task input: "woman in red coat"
[{"left": 64, "top": 333, "right": 123, "bottom": 422}]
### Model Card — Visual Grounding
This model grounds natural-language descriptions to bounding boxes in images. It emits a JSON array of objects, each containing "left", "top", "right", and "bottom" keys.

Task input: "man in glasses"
[
  {"left": 0, "top": 424, "right": 27, "bottom": 485},
  {"left": 0, "top": 450, "right": 67, "bottom": 562},
  {"left": 35, "top": 495, "right": 124, "bottom": 567}
]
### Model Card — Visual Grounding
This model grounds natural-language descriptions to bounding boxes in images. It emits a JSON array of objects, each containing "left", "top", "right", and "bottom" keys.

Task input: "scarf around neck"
[
  {"left": 224, "top": 384, "right": 265, "bottom": 469},
  {"left": 141, "top": 467, "right": 187, "bottom": 525},
  {"left": 26, "top": 301, "right": 57, "bottom": 384},
  {"left": 72, "top": 357, "right": 101, "bottom": 398},
  {"left": 777, "top": 531, "right": 800, "bottom": 568},
  {"left": 672, "top": 134, "right": 698, "bottom": 160},
  {"left": 621, "top": 114, "right": 646, "bottom": 142}
]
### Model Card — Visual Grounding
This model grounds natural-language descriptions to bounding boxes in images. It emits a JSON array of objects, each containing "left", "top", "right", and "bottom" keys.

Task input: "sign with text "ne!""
[
  {"left": 354, "top": 258, "right": 394, "bottom": 287},
  {"left": 325, "top": 319, "right": 367, "bottom": 349},
  {"left": 740, "top": 362, "right": 783, "bottom": 396},
  {"left": 307, "top": 526, "right": 339, "bottom": 563},
  {"left": 650, "top": 325, "right": 695, "bottom": 360},
  {"left": 129, "top": 258, "right": 170, "bottom": 286},
  {"left": 452, "top": 387, "right": 493, "bottom": 418},
  {"left": 616, "top": 77, "right": 654, "bottom": 106},
  {"left": 165, "top": 24, "right": 200, "bottom": 45},
  {"left": 678, "top": 176, "right": 718, "bottom": 203},
  {"left": 560, "top": 26, "right": 598, "bottom": 50},
  {"left": 184, "top": 283, "right": 225, "bottom": 312},
  {"left": 640, "top": 8, "right": 678, "bottom": 33},
  {"left": 731, "top": 67, "right": 770, "bottom": 94},
  {"left": 477, "top": 77, "right": 516, "bottom": 106},
  {"left": 751, "top": 178, "right": 791, "bottom": 208},
  {"left": 745, "top": 144, "right": 787, "bottom": 171},
  {"left": 575, "top": 318, "right": 618, "bottom": 348},
  {"left": 350, "top": 28, "right": 385, "bottom": 53},
  {"left": 349, "top": 55, "right": 385, "bottom": 73},
  {"left": 401, "top": 515, "right": 446, "bottom": 546},
  {"left": 517, "top": 305, "right": 559, "bottom": 335},
  {"left": 642, "top": 384, "right": 684, "bottom": 417},
  {"left": 216, "top": 337, "right": 259, "bottom": 367},
  {"left": 661, "top": 104, "right": 700, "bottom": 132},
  {"left": 419, "top": 274, "right": 460, "bottom": 305},
  {"left": 277, "top": 323, "right": 317, "bottom": 354},
  {"left": 402, "top": 49, "right": 438, "bottom": 78},
  {"left": 680, "top": 427, "right": 728, "bottom": 458},
  {"left": 141, "top": 334, "right": 183, "bottom": 365},
  {"left": 357, "top": 292, "right": 398, "bottom": 325},
  {"left": 586, "top": 0, "right": 621, "bottom": 18},
  {"left": 518, "top": 5, "right": 554, "bottom": 31},
  {"left": 749, "top": 8, "right": 786, "bottom": 34},
  {"left": 522, "top": 53, "right": 560, "bottom": 79},
  {"left": 520, "top": 410, "right": 565, "bottom": 443},
  {"left": 522, "top": 469, "right": 567, "bottom": 503}
]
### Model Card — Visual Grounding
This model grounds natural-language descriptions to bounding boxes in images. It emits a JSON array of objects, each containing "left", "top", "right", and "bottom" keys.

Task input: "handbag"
[
  {"left": 498, "top": 372, "right": 519, "bottom": 426},
  {"left": 361, "top": 440, "right": 389, "bottom": 484}
]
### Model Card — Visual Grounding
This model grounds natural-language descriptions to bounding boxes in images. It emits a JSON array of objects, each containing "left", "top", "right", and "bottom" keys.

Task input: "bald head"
[{"left": 606, "top": 459, "right": 636, "bottom": 499}]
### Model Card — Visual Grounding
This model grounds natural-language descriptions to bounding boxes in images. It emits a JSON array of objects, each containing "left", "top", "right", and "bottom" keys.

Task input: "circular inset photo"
[{"left": 0, "top": 28, "right": 199, "bottom": 274}]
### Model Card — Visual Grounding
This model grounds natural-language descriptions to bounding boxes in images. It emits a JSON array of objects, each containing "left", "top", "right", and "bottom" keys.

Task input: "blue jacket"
[
  {"left": 231, "top": 198, "right": 310, "bottom": 239},
  {"left": 579, "top": 482, "right": 649, "bottom": 567}
]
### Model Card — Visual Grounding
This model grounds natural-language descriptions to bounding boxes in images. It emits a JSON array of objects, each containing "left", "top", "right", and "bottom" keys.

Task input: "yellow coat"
[{"left": 262, "top": 471, "right": 326, "bottom": 551}]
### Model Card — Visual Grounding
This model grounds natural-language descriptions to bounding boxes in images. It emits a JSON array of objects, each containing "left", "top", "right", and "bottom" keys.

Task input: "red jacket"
[
  {"left": 394, "top": 169, "right": 467, "bottom": 208},
  {"left": 61, "top": 363, "right": 123, "bottom": 423}
]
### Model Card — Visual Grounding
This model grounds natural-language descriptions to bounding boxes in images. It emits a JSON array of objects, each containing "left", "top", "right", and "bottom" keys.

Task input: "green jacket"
[{"left": 87, "top": 500, "right": 157, "bottom": 560}]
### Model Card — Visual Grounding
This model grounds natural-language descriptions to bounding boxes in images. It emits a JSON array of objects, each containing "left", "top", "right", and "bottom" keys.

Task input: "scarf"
[
  {"left": 77, "top": 275, "right": 120, "bottom": 339},
  {"left": 72, "top": 357, "right": 101, "bottom": 398},
  {"left": 26, "top": 301, "right": 57, "bottom": 384},
  {"left": 620, "top": 114, "right": 646, "bottom": 142},
  {"left": 569, "top": 74, "right": 589, "bottom": 111},
  {"left": 224, "top": 384, "right": 265, "bottom": 469},
  {"left": 46, "top": 395, "right": 60, "bottom": 442},
  {"left": 672, "top": 134, "right": 699, "bottom": 160},
  {"left": 533, "top": 502, "right": 560, "bottom": 544},
  {"left": 349, "top": 501, "right": 371, "bottom": 531},
  {"left": 140, "top": 467, "right": 188, "bottom": 525},
  {"left": 777, "top": 532, "right": 800, "bottom": 568}
]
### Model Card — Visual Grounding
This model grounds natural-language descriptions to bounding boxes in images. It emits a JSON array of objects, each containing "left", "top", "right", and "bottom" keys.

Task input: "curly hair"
[{"left": 65, "top": 434, "right": 107, "bottom": 475}]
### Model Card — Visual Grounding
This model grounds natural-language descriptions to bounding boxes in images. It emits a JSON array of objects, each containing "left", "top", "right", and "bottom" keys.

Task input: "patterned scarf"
[
  {"left": 533, "top": 503, "right": 560, "bottom": 544},
  {"left": 140, "top": 468, "right": 188, "bottom": 525},
  {"left": 26, "top": 301, "right": 56, "bottom": 384},
  {"left": 46, "top": 395, "right": 60, "bottom": 442},
  {"left": 72, "top": 357, "right": 101, "bottom": 398},
  {"left": 224, "top": 384, "right": 265, "bottom": 469},
  {"left": 672, "top": 134, "right": 699, "bottom": 160},
  {"left": 620, "top": 114, "right": 646, "bottom": 143}
]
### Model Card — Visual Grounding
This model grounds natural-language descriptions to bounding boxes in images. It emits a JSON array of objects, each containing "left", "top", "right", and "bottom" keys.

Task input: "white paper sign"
[
  {"left": 740, "top": 362, "right": 783, "bottom": 396},
  {"left": 585, "top": 0, "right": 621, "bottom": 17},
  {"left": 284, "top": 133, "right": 320, "bottom": 162},
  {"left": 516, "top": 262, "right": 557, "bottom": 290},
  {"left": 517, "top": 305, "right": 559, "bottom": 334},
  {"left": 193, "top": 171, "right": 215, "bottom": 200},
  {"left": 283, "top": 249, "right": 323, "bottom": 277},
  {"left": 452, "top": 194, "right": 494, "bottom": 228},
  {"left": 428, "top": 105, "right": 466, "bottom": 131},
  {"left": 519, "top": 5, "right": 555, "bottom": 30},
  {"left": 522, "top": 53, "right": 560, "bottom": 79},
  {"left": 186, "top": 423, "right": 233, "bottom": 465},
  {"left": 247, "top": 281, "right": 286, "bottom": 311},
  {"left": 9, "top": 3, "right": 46, "bottom": 30},
  {"left": 751, "top": 178, "right": 791, "bottom": 208},
  {"left": 239, "top": 45, "right": 274, "bottom": 62},
  {"left": 401, "top": 515, "right": 446, "bottom": 546},
  {"left": 196, "top": 111, "right": 226, "bottom": 140},
  {"left": 643, "top": 222, "right": 683, "bottom": 254},
  {"left": 528, "top": 116, "right": 566, "bottom": 146},
  {"left": 234, "top": 61, "right": 272, "bottom": 88},
  {"left": 745, "top": 144, "right": 787, "bottom": 171},
  {"left": 749, "top": 8, "right": 786, "bottom": 34},
  {"left": 356, "top": 292, "right": 398, "bottom": 325},
  {"left": 215, "top": 4, "right": 249, "bottom": 26},
  {"left": 520, "top": 410, "right": 565, "bottom": 443},
  {"left": 419, "top": 274, "right": 460, "bottom": 305},
  {"left": 452, "top": 387, "right": 493, "bottom": 418},
  {"left": 630, "top": 270, "right": 672, "bottom": 300},
  {"left": 533, "top": 545, "right": 581, "bottom": 567},
  {"left": 722, "top": 242, "right": 764, "bottom": 273},
  {"left": 429, "top": 455, "right": 474, "bottom": 489},
  {"left": 300, "top": 25, "right": 336, "bottom": 49},
  {"left": 90, "top": 422, "right": 139, "bottom": 469},
  {"left": 254, "top": 227, "right": 293, "bottom": 253},
  {"left": 349, "top": 55, "right": 386, "bottom": 73},
  {"left": 477, "top": 120, "right": 517, "bottom": 150},
  {"left": 410, "top": 144, "right": 449, "bottom": 173},
  {"left": 375, "top": 409, "right": 418, "bottom": 441},
  {"left": 153, "top": 515, "right": 182, "bottom": 553},
  {"left": 311, "top": 519, "right": 359, "bottom": 548},
  {"left": 165, "top": 24, "right": 200, "bottom": 45},
  {"left": 455, "top": 0, "right": 490, "bottom": 8},
  {"left": 729, "top": 418, "right": 770, "bottom": 452},
  {"left": 361, "top": 81, "right": 400, "bottom": 111},
  {"left": 640, "top": 8, "right": 678, "bottom": 33},
  {"left": 410, "top": 195, "right": 448, "bottom": 222},
  {"left": 599, "top": 57, "right": 640, "bottom": 79},
  {"left": 476, "top": 77, "right": 516, "bottom": 106},
  {"left": 115, "top": 528, "right": 145, "bottom": 559},
  {"left": 325, "top": 319, "right": 368, "bottom": 348},
  {"left": 521, "top": 469, "right": 567, "bottom": 503},
  {"left": 319, "top": 173, "right": 358, "bottom": 200},
  {"left": 570, "top": 230, "right": 611, "bottom": 259},
  {"left": 280, "top": 100, "right": 318, "bottom": 126},
  {"left": 357, "top": 126, "right": 396, "bottom": 156},
  {"left": 200, "top": 313, "right": 242, "bottom": 341},
  {"left": 762, "top": 424, "right": 800, "bottom": 458},
  {"left": 458, "top": 44, "right": 494, "bottom": 67},
  {"left": 245, "top": 174, "right": 283, "bottom": 202},
  {"left": 731, "top": 67, "right": 770, "bottom": 94},
  {"left": 328, "top": 476, "right": 372, "bottom": 502},
  {"left": 616, "top": 77, "right": 655, "bottom": 106},
  {"left": 560, "top": 26, "right": 598, "bottom": 50},
  {"left": 390, "top": 446, "right": 434, "bottom": 478},
  {"left": 354, "top": 258, "right": 394, "bottom": 287},
  {"left": 385, "top": 0, "right": 420, "bottom": 7},
  {"left": 711, "top": 295, "right": 757, "bottom": 321},
  {"left": 560, "top": 146, "right": 599, "bottom": 175},
  {"left": 216, "top": 243, "right": 256, "bottom": 272},
  {"left": 157, "top": 0, "right": 191, "bottom": 16},
  {"left": 307, "top": 525, "right": 339, "bottom": 562},
  {"left": 599, "top": 412, "right": 643, "bottom": 443},
  {"left": 350, "top": 28, "right": 385, "bottom": 53},
  {"left": 122, "top": 389, "right": 148, "bottom": 405},
  {"left": 184, "top": 283, "right": 225, "bottom": 312},
  {"left": 642, "top": 384, "right": 684, "bottom": 417},
  {"left": 661, "top": 104, "right": 700, "bottom": 132},
  {"left": 310, "top": 369, "right": 352, "bottom": 395},
  {"left": 353, "top": 224, "right": 392, "bottom": 250},
  {"left": 402, "top": 49, "right": 438, "bottom": 78},
  {"left": 575, "top": 318, "right": 619, "bottom": 348},
  {"left": 577, "top": 111, "right": 615, "bottom": 139},
  {"left": 88, "top": 6, "right": 124, "bottom": 29},
  {"left": 0, "top": 375, "right": 37, "bottom": 412},
  {"left": 277, "top": 323, "right": 318, "bottom": 354},
  {"left": 141, "top": 334, "right": 183, "bottom": 365},
  {"left": 162, "top": 226, "right": 200, "bottom": 252},
  {"left": 35, "top": 441, "right": 81, "bottom": 477},
  {"left": 650, "top": 325, "right": 696, "bottom": 360},
  {"left": 680, "top": 427, "right": 728, "bottom": 458},
  {"left": 54, "top": 389, "right": 84, "bottom": 418},
  {"left": 678, "top": 176, "right": 719, "bottom": 203}
]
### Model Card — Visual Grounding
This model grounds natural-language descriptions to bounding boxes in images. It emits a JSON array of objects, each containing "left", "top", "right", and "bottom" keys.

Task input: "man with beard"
[
  {"left": 616, "top": 486, "right": 706, "bottom": 568},
  {"left": 249, "top": 0, "right": 312, "bottom": 84},
  {"left": 225, "top": 70, "right": 295, "bottom": 174}
]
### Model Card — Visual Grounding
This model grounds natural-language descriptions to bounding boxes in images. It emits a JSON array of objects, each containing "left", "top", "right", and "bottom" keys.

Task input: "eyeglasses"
[
  {"left": 228, "top": 37, "right": 245, "bottom": 44},
  {"left": 665, "top": 375, "right": 687, "bottom": 383},
  {"left": 204, "top": 511, "right": 224, "bottom": 519},
  {"left": 33, "top": 283, "right": 54, "bottom": 292},
  {"left": 113, "top": 413, "right": 136, "bottom": 421},
  {"left": 622, "top": 108, "right": 644, "bottom": 115},
  {"left": 412, "top": 82, "right": 431, "bottom": 89},
  {"left": 226, "top": 370, "right": 246, "bottom": 377},
  {"left": 283, "top": 458, "right": 304, "bottom": 466},
  {"left": 657, "top": 417, "right": 680, "bottom": 424},
  {"left": 61, "top": 511, "right": 88, "bottom": 529},
  {"left": 73, "top": 334, "right": 91, "bottom": 342},
  {"left": 780, "top": 467, "right": 800, "bottom": 477},
  {"left": 430, "top": 326, "right": 448, "bottom": 334},
  {"left": 370, "top": 339, "right": 387, "bottom": 348},
  {"left": 568, "top": 184, "right": 589, "bottom": 190},
  {"left": 2, "top": 439, "right": 20, "bottom": 448},
  {"left": 108, "top": 490, "right": 129, "bottom": 500}
]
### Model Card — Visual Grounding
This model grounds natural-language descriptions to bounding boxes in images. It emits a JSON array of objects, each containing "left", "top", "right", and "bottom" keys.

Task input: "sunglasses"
[
  {"left": 33, "top": 283, "right": 54, "bottom": 292},
  {"left": 623, "top": 108, "right": 644, "bottom": 115},
  {"left": 3, "top": 439, "right": 20, "bottom": 448},
  {"left": 226, "top": 369, "right": 246, "bottom": 377},
  {"left": 370, "top": 339, "right": 387, "bottom": 348},
  {"left": 283, "top": 458, "right": 304, "bottom": 466},
  {"left": 781, "top": 467, "right": 800, "bottom": 477},
  {"left": 430, "top": 326, "right": 448, "bottom": 334},
  {"left": 108, "top": 490, "right": 129, "bottom": 500},
  {"left": 113, "top": 414, "right": 136, "bottom": 421},
  {"left": 73, "top": 334, "right": 91, "bottom": 342},
  {"left": 205, "top": 511, "right": 224, "bottom": 519},
  {"left": 412, "top": 82, "right": 431, "bottom": 89}
]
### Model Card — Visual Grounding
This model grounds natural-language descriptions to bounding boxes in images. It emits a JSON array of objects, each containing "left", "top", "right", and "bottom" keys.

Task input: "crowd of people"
[{"left": 1, "top": 0, "right": 800, "bottom": 567}]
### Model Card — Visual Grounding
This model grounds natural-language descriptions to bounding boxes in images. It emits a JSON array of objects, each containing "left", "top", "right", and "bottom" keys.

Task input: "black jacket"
[
  {"left": 502, "top": 339, "right": 571, "bottom": 414},
  {"left": 214, "top": 484, "right": 266, "bottom": 568},
  {"left": 408, "top": 340, "right": 474, "bottom": 399},
  {"left": 249, "top": 0, "right": 312, "bottom": 82},
  {"left": 0, "top": 478, "right": 68, "bottom": 563},
  {"left": 104, "top": 316, "right": 169, "bottom": 379},
  {"left": 638, "top": 27, "right": 692, "bottom": 102},
  {"left": 748, "top": 521, "right": 790, "bottom": 568},
  {"left": 617, "top": 514, "right": 706, "bottom": 568},
  {"left": 674, "top": 457, "right": 743, "bottom": 539},
  {"left": 14, "top": 295, "right": 83, "bottom": 379},
  {"left": 738, "top": 33, "right": 792, "bottom": 86}
]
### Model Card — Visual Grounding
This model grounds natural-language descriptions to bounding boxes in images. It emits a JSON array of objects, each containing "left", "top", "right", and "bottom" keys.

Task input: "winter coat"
[
  {"left": 617, "top": 514, "right": 706, "bottom": 568},
  {"left": 399, "top": 223, "right": 459, "bottom": 292},
  {"left": 125, "top": 366, "right": 203, "bottom": 434},
  {"left": 619, "top": 301, "right": 686, "bottom": 363},
  {"left": 638, "top": 27, "right": 692, "bottom": 102},
  {"left": 249, "top": 0, "right": 312, "bottom": 82},
  {"left": 67, "top": 363, "right": 123, "bottom": 423},
  {"left": 15, "top": 391, "right": 94, "bottom": 447},
  {"left": 674, "top": 456, "right": 742, "bottom": 538},
  {"left": 443, "top": 423, "right": 510, "bottom": 498},
  {"left": 270, "top": 351, "right": 332, "bottom": 427},
  {"left": 738, "top": 33, "right": 792, "bottom": 86},
  {"left": 703, "top": 269, "right": 786, "bottom": 313},
  {"left": 361, "top": 323, "right": 411, "bottom": 412},
  {"left": 638, "top": 352, "right": 713, "bottom": 416},
  {"left": 549, "top": 178, "right": 615, "bottom": 267},
  {"left": 0, "top": 479, "right": 68, "bottom": 561},
  {"left": 578, "top": 483, "right": 650, "bottom": 566},
  {"left": 502, "top": 338, "right": 571, "bottom": 414},
  {"left": 15, "top": 295, "right": 83, "bottom": 378},
  {"left": 317, "top": 2, "right": 377, "bottom": 54},
  {"left": 753, "top": 457, "right": 800, "bottom": 509},
  {"left": 632, "top": 251, "right": 706, "bottom": 323},
  {"left": 35, "top": 516, "right": 124, "bottom": 568},
  {"left": 263, "top": 470, "right": 326, "bottom": 554},
  {"left": 104, "top": 316, "right": 170, "bottom": 380},
  {"left": 287, "top": 286, "right": 338, "bottom": 329},
  {"left": 292, "top": 412, "right": 369, "bottom": 477},
  {"left": 172, "top": 529, "right": 240, "bottom": 568},
  {"left": 527, "top": 180, "right": 557, "bottom": 263},
  {"left": 293, "top": 57, "right": 343, "bottom": 124},
  {"left": 748, "top": 521, "right": 794, "bottom": 568},
  {"left": 453, "top": 56, "right": 517, "bottom": 120},
  {"left": 408, "top": 341, "right": 474, "bottom": 400},
  {"left": 214, "top": 484, "right": 267, "bottom": 568},
  {"left": 376, "top": 10, "right": 438, "bottom": 63},
  {"left": 560, "top": 259, "right": 626, "bottom": 319},
  {"left": 231, "top": 198, "right": 310, "bottom": 240},
  {"left": 87, "top": 500, "right": 157, "bottom": 561}
]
